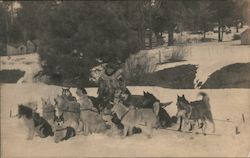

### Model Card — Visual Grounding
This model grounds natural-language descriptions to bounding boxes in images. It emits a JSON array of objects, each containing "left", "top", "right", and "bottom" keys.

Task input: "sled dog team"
[{"left": 17, "top": 87, "right": 215, "bottom": 142}]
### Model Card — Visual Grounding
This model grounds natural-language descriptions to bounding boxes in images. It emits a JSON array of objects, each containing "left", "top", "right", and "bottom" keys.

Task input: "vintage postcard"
[{"left": 1, "top": 0, "right": 250, "bottom": 157}]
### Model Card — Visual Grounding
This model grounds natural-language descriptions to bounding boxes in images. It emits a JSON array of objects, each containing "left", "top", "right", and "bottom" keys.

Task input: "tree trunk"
[
  {"left": 149, "top": 30, "right": 152, "bottom": 49},
  {"left": 10, "top": 2, "right": 14, "bottom": 26},
  {"left": 203, "top": 31, "right": 206, "bottom": 40},
  {"left": 159, "top": 51, "right": 161, "bottom": 64},
  {"left": 5, "top": 4, "right": 9, "bottom": 55},
  {"left": 168, "top": 29, "right": 174, "bottom": 46},
  {"left": 236, "top": 25, "right": 239, "bottom": 33},
  {"left": 218, "top": 26, "right": 220, "bottom": 42},
  {"left": 149, "top": 2, "right": 152, "bottom": 49},
  {"left": 138, "top": 29, "right": 146, "bottom": 50},
  {"left": 155, "top": 32, "right": 163, "bottom": 46},
  {"left": 160, "top": 32, "right": 163, "bottom": 45},
  {"left": 221, "top": 29, "right": 224, "bottom": 41},
  {"left": 142, "top": 29, "right": 145, "bottom": 49},
  {"left": 218, "top": 26, "right": 222, "bottom": 42},
  {"left": 137, "top": 30, "right": 142, "bottom": 49},
  {"left": 137, "top": 2, "right": 145, "bottom": 50}
]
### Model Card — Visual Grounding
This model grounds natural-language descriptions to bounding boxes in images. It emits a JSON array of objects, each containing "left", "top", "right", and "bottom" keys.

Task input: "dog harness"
[
  {"left": 55, "top": 128, "right": 67, "bottom": 132},
  {"left": 43, "top": 109, "right": 56, "bottom": 113},
  {"left": 80, "top": 108, "right": 99, "bottom": 113},
  {"left": 119, "top": 108, "right": 130, "bottom": 121},
  {"left": 56, "top": 127, "right": 76, "bottom": 141},
  {"left": 62, "top": 109, "right": 80, "bottom": 113}
]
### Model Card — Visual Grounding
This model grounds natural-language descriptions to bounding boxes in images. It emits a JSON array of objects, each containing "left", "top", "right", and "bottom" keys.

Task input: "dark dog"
[
  {"left": 18, "top": 104, "right": 54, "bottom": 140},
  {"left": 176, "top": 92, "right": 215, "bottom": 136},
  {"left": 61, "top": 87, "right": 77, "bottom": 102},
  {"left": 143, "top": 92, "right": 177, "bottom": 128}
]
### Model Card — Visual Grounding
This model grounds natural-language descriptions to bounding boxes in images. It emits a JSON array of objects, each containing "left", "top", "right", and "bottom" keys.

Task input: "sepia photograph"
[{"left": 0, "top": 0, "right": 250, "bottom": 157}]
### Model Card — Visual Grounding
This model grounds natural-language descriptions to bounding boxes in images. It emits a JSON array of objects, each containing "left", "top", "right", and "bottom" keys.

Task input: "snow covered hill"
[{"left": 154, "top": 40, "right": 250, "bottom": 88}]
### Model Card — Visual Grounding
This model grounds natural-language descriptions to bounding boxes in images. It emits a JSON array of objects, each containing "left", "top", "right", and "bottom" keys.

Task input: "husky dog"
[
  {"left": 61, "top": 88, "right": 77, "bottom": 102},
  {"left": 176, "top": 92, "right": 215, "bottom": 137},
  {"left": 101, "top": 107, "right": 121, "bottom": 136},
  {"left": 18, "top": 104, "right": 54, "bottom": 140},
  {"left": 76, "top": 87, "right": 108, "bottom": 135},
  {"left": 54, "top": 95, "right": 80, "bottom": 130},
  {"left": 41, "top": 97, "right": 56, "bottom": 126},
  {"left": 143, "top": 92, "right": 177, "bottom": 128},
  {"left": 53, "top": 113, "right": 76, "bottom": 143},
  {"left": 111, "top": 89, "right": 160, "bottom": 138},
  {"left": 118, "top": 89, "right": 176, "bottom": 128}
]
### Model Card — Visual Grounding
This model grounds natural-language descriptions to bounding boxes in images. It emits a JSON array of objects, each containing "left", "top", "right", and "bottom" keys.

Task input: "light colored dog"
[
  {"left": 54, "top": 95, "right": 80, "bottom": 130},
  {"left": 101, "top": 107, "right": 121, "bottom": 136},
  {"left": 41, "top": 97, "right": 56, "bottom": 126},
  {"left": 76, "top": 88, "right": 107, "bottom": 135},
  {"left": 53, "top": 113, "right": 76, "bottom": 143},
  {"left": 111, "top": 89, "right": 160, "bottom": 138}
]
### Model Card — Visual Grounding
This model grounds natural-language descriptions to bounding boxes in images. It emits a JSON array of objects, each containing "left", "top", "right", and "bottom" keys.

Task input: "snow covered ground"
[
  {"left": 147, "top": 40, "right": 250, "bottom": 88},
  {"left": 1, "top": 84, "right": 250, "bottom": 157},
  {"left": 1, "top": 30, "right": 250, "bottom": 157},
  {"left": 138, "top": 26, "right": 250, "bottom": 88},
  {"left": 0, "top": 53, "right": 42, "bottom": 83}
]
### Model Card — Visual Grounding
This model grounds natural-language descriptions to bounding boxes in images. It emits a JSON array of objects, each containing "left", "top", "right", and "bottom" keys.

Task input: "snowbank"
[
  {"left": 153, "top": 40, "right": 250, "bottom": 88},
  {"left": 0, "top": 53, "right": 42, "bottom": 83}
]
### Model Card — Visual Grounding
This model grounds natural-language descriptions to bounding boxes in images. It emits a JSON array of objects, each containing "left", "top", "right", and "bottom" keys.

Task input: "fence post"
[
  {"left": 242, "top": 114, "right": 245, "bottom": 123},
  {"left": 159, "top": 51, "right": 161, "bottom": 64}
]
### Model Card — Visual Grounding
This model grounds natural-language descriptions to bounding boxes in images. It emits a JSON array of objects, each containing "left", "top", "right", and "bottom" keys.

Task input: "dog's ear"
[
  {"left": 177, "top": 95, "right": 180, "bottom": 98},
  {"left": 54, "top": 115, "right": 58, "bottom": 122},
  {"left": 41, "top": 98, "right": 46, "bottom": 104},
  {"left": 60, "top": 113, "right": 64, "bottom": 121},
  {"left": 153, "top": 102, "right": 160, "bottom": 116},
  {"left": 62, "top": 87, "right": 70, "bottom": 90},
  {"left": 143, "top": 91, "right": 146, "bottom": 95},
  {"left": 47, "top": 97, "right": 51, "bottom": 103},
  {"left": 182, "top": 94, "right": 185, "bottom": 98},
  {"left": 33, "top": 103, "right": 38, "bottom": 112}
]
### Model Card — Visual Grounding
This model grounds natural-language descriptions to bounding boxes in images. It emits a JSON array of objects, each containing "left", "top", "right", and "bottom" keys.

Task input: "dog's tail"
[
  {"left": 198, "top": 92, "right": 210, "bottom": 110},
  {"left": 161, "top": 101, "right": 173, "bottom": 108}
]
